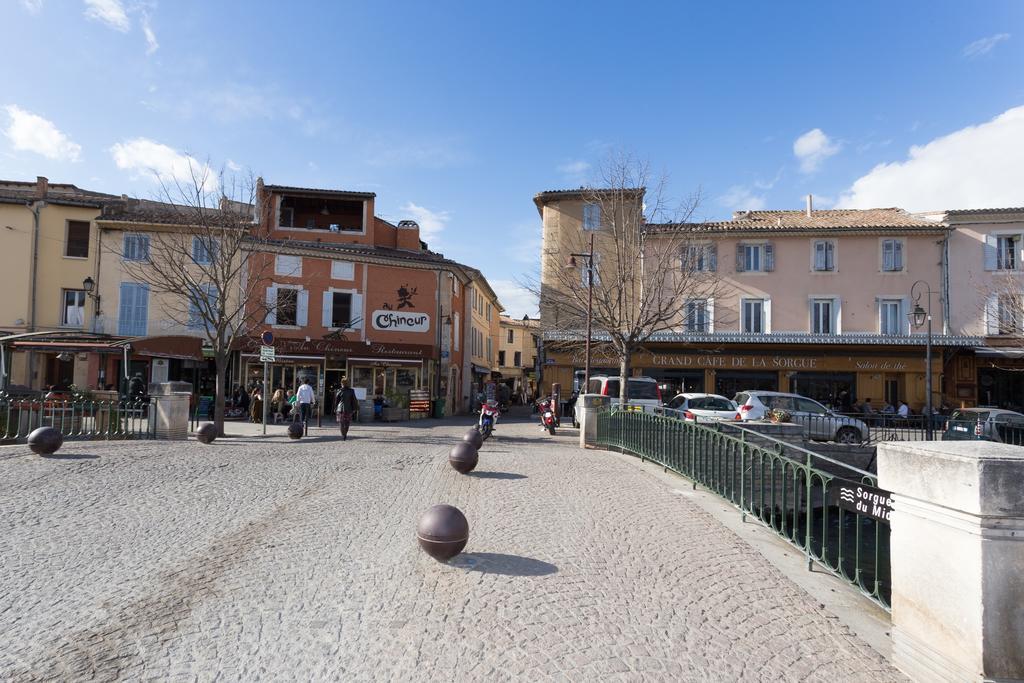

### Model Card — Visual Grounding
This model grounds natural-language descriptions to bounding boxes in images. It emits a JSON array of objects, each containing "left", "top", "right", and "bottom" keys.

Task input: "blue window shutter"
[
  {"left": 134, "top": 284, "right": 149, "bottom": 336},
  {"left": 118, "top": 283, "right": 134, "bottom": 335},
  {"left": 764, "top": 243, "right": 775, "bottom": 272}
]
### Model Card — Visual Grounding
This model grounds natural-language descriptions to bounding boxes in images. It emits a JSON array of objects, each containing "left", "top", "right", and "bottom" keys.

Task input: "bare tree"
[
  {"left": 110, "top": 166, "right": 275, "bottom": 435},
  {"left": 534, "top": 152, "right": 727, "bottom": 406}
]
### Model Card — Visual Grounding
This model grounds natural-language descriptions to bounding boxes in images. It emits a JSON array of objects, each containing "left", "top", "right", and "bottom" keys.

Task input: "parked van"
[{"left": 586, "top": 376, "right": 662, "bottom": 413}]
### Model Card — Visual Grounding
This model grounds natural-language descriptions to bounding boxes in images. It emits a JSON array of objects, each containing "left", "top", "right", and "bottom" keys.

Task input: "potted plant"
[{"left": 768, "top": 408, "right": 792, "bottom": 424}]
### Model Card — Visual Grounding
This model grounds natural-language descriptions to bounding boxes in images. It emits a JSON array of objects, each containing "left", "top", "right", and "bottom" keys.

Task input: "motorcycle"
[
  {"left": 537, "top": 398, "right": 558, "bottom": 436},
  {"left": 478, "top": 400, "right": 500, "bottom": 440}
]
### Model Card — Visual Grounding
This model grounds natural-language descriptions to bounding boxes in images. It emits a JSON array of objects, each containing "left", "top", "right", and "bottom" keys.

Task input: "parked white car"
[
  {"left": 664, "top": 393, "right": 740, "bottom": 421},
  {"left": 732, "top": 390, "right": 868, "bottom": 444},
  {"left": 585, "top": 376, "right": 662, "bottom": 413}
]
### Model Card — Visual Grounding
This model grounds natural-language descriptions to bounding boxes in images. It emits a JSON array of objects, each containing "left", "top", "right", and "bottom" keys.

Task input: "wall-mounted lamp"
[{"left": 82, "top": 276, "right": 101, "bottom": 314}]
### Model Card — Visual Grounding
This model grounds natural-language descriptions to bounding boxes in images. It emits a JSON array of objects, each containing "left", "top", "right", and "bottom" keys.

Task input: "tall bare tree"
[
  {"left": 535, "top": 152, "right": 727, "bottom": 406},
  {"left": 111, "top": 166, "right": 275, "bottom": 435}
]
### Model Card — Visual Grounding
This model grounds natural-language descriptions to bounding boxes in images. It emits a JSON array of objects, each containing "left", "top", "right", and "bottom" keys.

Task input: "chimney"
[
  {"left": 35, "top": 176, "right": 49, "bottom": 199},
  {"left": 805, "top": 194, "right": 813, "bottom": 217}
]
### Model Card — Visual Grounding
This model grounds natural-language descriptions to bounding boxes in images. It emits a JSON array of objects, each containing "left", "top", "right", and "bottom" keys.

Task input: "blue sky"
[{"left": 3, "top": 1, "right": 1023, "bottom": 316}]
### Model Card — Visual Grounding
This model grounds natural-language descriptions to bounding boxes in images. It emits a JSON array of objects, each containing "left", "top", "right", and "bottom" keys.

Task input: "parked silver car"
[{"left": 733, "top": 390, "right": 868, "bottom": 444}]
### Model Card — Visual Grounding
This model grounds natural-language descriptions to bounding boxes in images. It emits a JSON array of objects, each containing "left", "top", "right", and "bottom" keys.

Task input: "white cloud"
[
  {"left": 793, "top": 128, "right": 841, "bottom": 173},
  {"left": 717, "top": 185, "right": 766, "bottom": 212},
  {"left": 3, "top": 105, "right": 82, "bottom": 161},
  {"left": 963, "top": 33, "right": 1010, "bottom": 58},
  {"left": 225, "top": 159, "right": 242, "bottom": 172},
  {"left": 557, "top": 160, "right": 590, "bottom": 175},
  {"left": 142, "top": 14, "right": 158, "bottom": 54},
  {"left": 84, "top": 0, "right": 130, "bottom": 31},
  {"left": 20, "top": 0, "right": 43, "bottom": 13},
  {"left": 400, "top": 202, "right": 449, "bottom": 244},
  {"left": 490, "top": 279, "right": 538, "bottom": 319},
  {"left": 836, "top": 105, "right": 1024, "bottom": 211},
  {"left": 110, "top": 138, "right": 217, "bottom": 191}
]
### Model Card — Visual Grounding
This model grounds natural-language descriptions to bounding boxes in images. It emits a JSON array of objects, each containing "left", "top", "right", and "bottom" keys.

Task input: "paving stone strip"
[{"left": 0, "top": 419, "right": 903, "bottom": 681}]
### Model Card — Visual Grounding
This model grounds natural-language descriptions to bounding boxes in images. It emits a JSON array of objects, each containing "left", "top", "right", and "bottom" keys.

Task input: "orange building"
[{"left": 237, "top": 181, "right": 499, "bottom": 416}]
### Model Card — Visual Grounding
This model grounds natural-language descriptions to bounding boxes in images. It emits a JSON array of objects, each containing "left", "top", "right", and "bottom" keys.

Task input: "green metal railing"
[
  {"left": 0, "top": 394, "right": 155, "bottom": 442},
  {"left": 596, "top": 409, "right": 891, "bottom": 610}
]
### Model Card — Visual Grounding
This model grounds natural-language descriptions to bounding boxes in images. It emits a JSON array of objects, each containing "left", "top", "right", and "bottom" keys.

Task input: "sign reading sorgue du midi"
[
  {"left": 372, "top": 310, "right": 430, "bottom": 333},
  {"left": 827, "top": 479, "right": 894, "bottom": 522}
]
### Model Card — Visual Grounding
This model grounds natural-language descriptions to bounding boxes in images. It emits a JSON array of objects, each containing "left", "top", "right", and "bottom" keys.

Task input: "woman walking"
[
  {"left": 334, "top": 379, "right": 359, "bottom": 440},
  {"left": 250, "top": 387, "right": 263, "bottom": 424},
  {"left": 271, "top": 387, "right": 286, "bottom": 423}
]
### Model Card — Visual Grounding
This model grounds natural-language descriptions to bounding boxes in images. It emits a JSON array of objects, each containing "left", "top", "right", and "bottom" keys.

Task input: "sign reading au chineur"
[{"left": 371, "top": 310, "right": 430, "bottom": 333}]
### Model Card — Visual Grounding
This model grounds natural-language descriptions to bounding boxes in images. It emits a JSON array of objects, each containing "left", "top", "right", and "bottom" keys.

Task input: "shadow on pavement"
[
  {"left": 450, "top": 552, "right": 558, "bottom": 576},
  {"left": 467, "top": 471, "right": 527, "bottom": 480},
  {"left": 41, "top": 453, "right": 100, "bottom": 460}
]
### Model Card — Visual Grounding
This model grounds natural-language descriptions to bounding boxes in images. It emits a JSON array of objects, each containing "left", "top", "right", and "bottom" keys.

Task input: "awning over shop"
[
  {"left": 470, "top": 363, "right": 491, "bottom": 375},
  {"left": 974, "top": 346, "right": 1024, "bottom": 359},
  {"left": 111, "top": 335, "right": 204, "bottom": 361}
]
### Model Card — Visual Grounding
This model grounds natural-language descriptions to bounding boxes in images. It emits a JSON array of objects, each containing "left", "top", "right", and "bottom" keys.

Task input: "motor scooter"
[
  {"left": 536, "top": 397, "right": 559, "bottom": 435},
  {"left": 478, "top": 400, "right": 500, "bottom": 439}
]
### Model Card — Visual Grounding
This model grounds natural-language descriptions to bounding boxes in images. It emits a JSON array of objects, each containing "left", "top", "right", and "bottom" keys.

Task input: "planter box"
[{"left": 382, "top": 407, "right": 409, "bottom": 422}]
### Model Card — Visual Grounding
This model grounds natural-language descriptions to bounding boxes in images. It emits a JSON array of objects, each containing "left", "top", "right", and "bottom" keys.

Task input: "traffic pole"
[{"left": 262, "top": 361, "right": 269, "bottom": 435}]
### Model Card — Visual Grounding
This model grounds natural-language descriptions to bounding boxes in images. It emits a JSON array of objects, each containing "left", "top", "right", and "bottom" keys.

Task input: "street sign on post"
[
  {"left": 261, "top": 330, "right": 274, "bottom": 346},
  {"left": 260, "top": 345, "right": 276, "bottom": 363}
]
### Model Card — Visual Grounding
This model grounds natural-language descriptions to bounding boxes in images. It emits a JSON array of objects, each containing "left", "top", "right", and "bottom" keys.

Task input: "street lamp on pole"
[
  {"left": 909, "top": 280, "right": 935, "bottom": 439},
  {"left": 565, "top": 233, "right": 595, "bottom": 393}
]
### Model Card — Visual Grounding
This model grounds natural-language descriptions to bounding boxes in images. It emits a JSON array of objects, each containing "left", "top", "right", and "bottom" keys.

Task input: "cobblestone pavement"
[{"left": 0, "top": 416, "right": 902, "bottom": 681}]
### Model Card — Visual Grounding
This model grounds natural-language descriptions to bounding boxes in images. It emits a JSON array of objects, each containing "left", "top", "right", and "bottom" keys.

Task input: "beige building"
[
  {"left": 535, "top": 189, "right": 982, "bottom": 412},
  {"left": 497, "top": 315, "right": 539, "bottom": 401},
  {"left": 464, "top": 273, "right": 503, "bottom": 406},
  {"left": 0, "top": 177, "right": 114, "bottom": 390}
]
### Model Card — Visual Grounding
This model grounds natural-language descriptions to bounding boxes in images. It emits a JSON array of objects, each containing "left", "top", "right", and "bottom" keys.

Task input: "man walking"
[
  {"left": 296, "top": 378, "right": 315, "bottom": 426},
  {"left": 334, "top": 379, "right": 359, "bottom": 440}
]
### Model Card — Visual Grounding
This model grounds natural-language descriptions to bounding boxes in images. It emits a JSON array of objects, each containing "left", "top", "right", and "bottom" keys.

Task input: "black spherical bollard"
[
  {"left": 196, "top": 423, "right": 218, "bottom": 444},
  {"left": 463, "top": 428, "right": 483, "bottom": 450},
  {"left": 287, "top": 422, "right": 304, "bottom": 439},
  {"left": 417, "top": 504, "right": 469, "bottom": 561},
  {"left": 448, "top": 441, "right": 479, "bottom": 474},
  {"left": 27, "top": 426, "right": 63, "bottom": 456}
]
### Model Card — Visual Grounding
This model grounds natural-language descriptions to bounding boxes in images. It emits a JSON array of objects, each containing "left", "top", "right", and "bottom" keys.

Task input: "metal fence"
[
  {"left": 596, "top": 409, "right": 891, "bottom": 610},
  {"left": 0, "top": 394, "right": 154, "bottom": 442}
]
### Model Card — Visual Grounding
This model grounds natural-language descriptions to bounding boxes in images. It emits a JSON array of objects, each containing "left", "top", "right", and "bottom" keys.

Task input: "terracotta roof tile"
[{"left": 649, "top": 208, "right": 943, "bottom": 234}]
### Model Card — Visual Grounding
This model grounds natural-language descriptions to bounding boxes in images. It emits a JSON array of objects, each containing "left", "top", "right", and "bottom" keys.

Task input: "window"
[
  {"left": 514, "top": 351, "right": 521, "bottom": 367},
  {"left": 192, "top": 237, "right": 218, "bottom": 265},
  {"left": 275, "top": 254, "right": 302, "bottom": 276},
  {"left": 583, "top": 203, "right": 601, "bottom": 231},
  {"left": 683, "top": 244, "right": 717, "bottom": 272},
  {"left": 61, "top": 289, "right": 86, "bottom": 327},
  {"left": 486, "top": 337, "right": 493, "bottom": 362},
  {"left": 997, "top": 236, "right": 1018, "bottom": 271},
  {"left": 685, "top": 299, "right": 709, "bottom": 333},
  {"left": 811, "top": 298, "right": 835, "bottom": 334},
  {"left": 742, "top": 299, "right": 765, "bottom": 333},
  {"left": 879, "top": 298, "right": 903, "bottom": 335},
  {"left": 507, "top": 328, "right": 514, "bottom": 344},
  {"left": 881, "top": 239, "right": 904, "bottom": 272},
  {"left": 65, "top": 221, "right": 90, "bottom": 258},
  {"left": 795, "top": 398, "right": 828, "bottom": 415},
  {"left": 997, "top": 295, "right": 1022, "bottom": 334},
  {"left": 187, "top": 284, "right": 218, "bottom": 330},
  {"left": 453, "top": 313, "right": 460, "bottom": 352},
  {"left": 331, "top": 292, "right": 352, "bottom": 328},
  {"left": 279, "top": 204, "right": 294, "bottom": 227},
  {"left": 277, "top": 289, "right": 298, "bottom": 326},
  {"left": 498, "top": 351, "right": 506, "bottom": 366},
  {"left": 813, "top": 240, "right": 834, "bottom": 272},
  {"left": 123, "top": 233, "right": 150, "bottom": 261},
  {"left": 580, "top": 253, "right": 601, "bottom": 286},
  {"left": 486, "top": 303, "right": 492, "bottom": 322},
  {"left": 331, "top": 260, "right": 354, "bottom": 280},
  {"left": 736, "top": 243, "right": 774, "bottom": 272},
  {"left": 117, "top": 283, "right": 149, "bottom": 336}
]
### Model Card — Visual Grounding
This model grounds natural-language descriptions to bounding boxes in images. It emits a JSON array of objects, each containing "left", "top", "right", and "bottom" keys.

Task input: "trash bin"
[{"left": 432, "top": 398, "right": 446, "bottom": 418}]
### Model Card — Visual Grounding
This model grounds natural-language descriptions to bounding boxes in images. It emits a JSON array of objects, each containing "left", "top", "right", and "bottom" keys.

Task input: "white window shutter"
[
  {"left": 708, "top": 245, "right": 717, "bottom": 272},
  {"left": 983, "top": 235, "right": 997, "bottom": 271},
  {"left": 764, "top": 299, "right": 772, "bottom": 333},
  {"left": 453, "top": 313, "right": 460, "bottom": 351},
  {"left": 834, "top": 297, "right": 842, "bottom": 335},
  {"left": 265, "top": 286, "right": 277, "bottom": 324},
  {"left": 1017, "top": 234, "right": 1024, "bottom": 270},
  {"left": 735, "top": 244, "right": 745, "bottom": 272},
  {"left": 986, "top": 295, "right": 1000, "bottom": 335},
  {"left": 322, "top": 291, "right": 333, "bottom": 328},
  {"left": 764, "top": 243, "right": 775, "bottom": 272},
  {"left": 895, "top": 240, "right": 904, "bottom": 270},
  {"left": 296, "top": 289, "right": 309, "bottom": 327},
  {"left": 707, "top": 298, "right": 715, "bottom": 333},
  {"left": 350, "top": 293, "right": 363, "bottom": 330}
]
